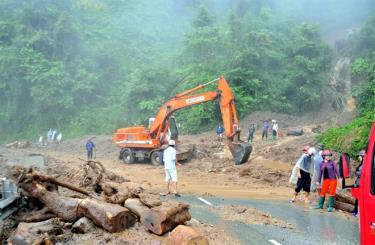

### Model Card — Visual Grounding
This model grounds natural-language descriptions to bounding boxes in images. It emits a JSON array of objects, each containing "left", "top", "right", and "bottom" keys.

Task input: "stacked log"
[
  {"left": 141, "top": 202, "right": 191, "bottom": 235},
  {"left": 11, "top": 167, "right": 194, "bottom": 239},
  {"left": 334, "top": 191, "right": 355, "bottom": 213}
]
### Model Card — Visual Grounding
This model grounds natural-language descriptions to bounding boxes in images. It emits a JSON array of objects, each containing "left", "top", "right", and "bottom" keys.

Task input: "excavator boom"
[{"left": 113, "top": 76, "right": 252, "bottom": 165}]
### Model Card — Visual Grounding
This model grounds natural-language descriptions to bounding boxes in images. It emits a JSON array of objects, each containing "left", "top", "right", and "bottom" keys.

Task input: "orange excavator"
[{"left": 112, "top": 76, "right": 252, "bottom": 165}]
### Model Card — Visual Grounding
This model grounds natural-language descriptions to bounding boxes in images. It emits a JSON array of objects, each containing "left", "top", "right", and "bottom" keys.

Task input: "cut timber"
[
  {"left": 124, "top": 198, "right": 150, "bottom": 218},
  {"left": 19, "top": 207, "right": 56, "bottom": 223},
  {"left": 139, "top": 193, "right": 162, "bottom": 207},
  {"left": 335, "top": 192, "right": 356, "bottom": 205},
  {"left": 167, "top": 225, "right": 209, "bottom": 245},
  {"left": 18, "top": 172, "right": 136, "bottom": 232},
  {"left": 334, "top": 201, "right": 354, "bottom": 213},
  {"left": 286, "top": 127, "right": 303, "bottom": 136},
  {"left": 77, "top": 198, "right": 136, "bottom": 233},
  {"left": 141, "top": 202, "right": 191, "bottom": 235},
  {"left": 21, "top": 182, "right": 81, "bottom": 222},
  {"left": 101, "top": 182, "right": 129, "bottom": 204},
  {"left": 8, "top": 219, "right": 63, "bottom": 245}
]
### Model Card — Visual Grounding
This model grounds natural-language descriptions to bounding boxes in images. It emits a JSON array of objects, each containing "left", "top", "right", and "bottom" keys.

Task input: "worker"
[
  {"left": 56, "top": 133, "right": 62, "bottom": 144},
  {"left": 311, "top": 144, "right": 324, "bottom": 199},
  {"left": 289, "top": 145, "right": 309, "bottom": 185},
  {"left": 352, "top": 149, "right": 365, "bottom": 216},
  {"left": 290, "top": 147, "right": 316, "bottom": 203},
  {"left": 47, "top": 129, "right": 52, "bottom": 142},
  {"left": 247, "top": 124, "right": 255, "bottom": 143},
  {"left": 52, "top": 129, "right": 57, "bottom": 142},
  {"left": 272, "top": 120, "right": 278, "bottom": 140},
  {"left": 216, "top": 124, "right": 224, "bottom": 144},
  {"left": 262, "top": 120, "right": 269, "bottom": 140},
  {"left": 86, "top": 137, "right": 96, "bottom": 160},
  {"left": 161, "top": 140, "right": 181, "bottom": 197},
  {"left": 315, "top": 149, "right": 341, "bottom": 212}
]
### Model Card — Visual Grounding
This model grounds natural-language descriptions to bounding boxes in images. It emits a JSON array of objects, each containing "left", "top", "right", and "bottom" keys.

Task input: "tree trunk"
[
  {"left": 19, "top": 179, "right": 136, "bottom": 232},
  {"left": 167, "top": 225, "right": 209, "bottom": 245},
  {"left": 8, "top": 219, "right": 63, "bottom": 245},
  {"left": 335, "top": 192, "right": 356, "bottom": 205},
  {"left": 124, "top": 198, "right": 150, "bottom": 218},
  {"left": 77, "top": 198, "right": 136, "bottom": 233},
  {"left": 141, "top": 202, "right": 191, "bottom": 235},
  {"left": 334, "top": 200, "right": 354, "bottom": 213}
]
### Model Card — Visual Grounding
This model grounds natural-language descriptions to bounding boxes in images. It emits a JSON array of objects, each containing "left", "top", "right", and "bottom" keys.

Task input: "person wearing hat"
[
  {"left": 290, "top": 146, "right": 316, "bottom": 203},
  {"left": 161, "top": 140, "right": 181, "bottom": 197},
  {"left": 352, "top": 149, "right": 366, "bottom": 216},
  {"left": 315, "top": 149, "right": 341, "bottom": 212},
  {"left": 272, "top": 120, "right": 278, "bottom": 140}
]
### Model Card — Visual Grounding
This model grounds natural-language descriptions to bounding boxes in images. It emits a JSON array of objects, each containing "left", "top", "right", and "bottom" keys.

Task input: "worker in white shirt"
[{"left": 160, "top": 140, "right": 181, "bottom": 197}]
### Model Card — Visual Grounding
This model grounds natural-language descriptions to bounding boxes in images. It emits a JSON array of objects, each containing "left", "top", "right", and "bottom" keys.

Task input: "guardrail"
[{"left": 0, "top": 178, "right": 19, "bottom": 220}]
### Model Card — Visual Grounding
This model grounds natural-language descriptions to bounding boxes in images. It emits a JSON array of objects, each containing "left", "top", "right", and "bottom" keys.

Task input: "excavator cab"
[{"left": 148, "top": 116, "right": 179, "bottom": 142}]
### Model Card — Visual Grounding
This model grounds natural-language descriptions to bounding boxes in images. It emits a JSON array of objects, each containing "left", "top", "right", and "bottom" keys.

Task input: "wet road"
[{"left": 178, "top": 196, "right": 359, "bottom": 245}]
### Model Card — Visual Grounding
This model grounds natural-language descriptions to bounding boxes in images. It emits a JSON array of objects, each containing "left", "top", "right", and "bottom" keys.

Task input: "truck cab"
[{"left": 342, "top": 122, "right": 375, "bottom": 244}]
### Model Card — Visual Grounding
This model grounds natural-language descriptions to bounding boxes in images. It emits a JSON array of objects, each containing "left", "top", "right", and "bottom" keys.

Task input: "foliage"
[
  {"left": 319, "top": 13, "right": 375, "bottom": 156},
  {"left": 0, "top": 0, "right": 333, "bottom": 141}
]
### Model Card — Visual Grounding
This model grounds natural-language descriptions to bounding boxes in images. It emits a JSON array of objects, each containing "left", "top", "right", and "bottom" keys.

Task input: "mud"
[{"left": 0, "top": 110, "right": 356, "bottom": 244}]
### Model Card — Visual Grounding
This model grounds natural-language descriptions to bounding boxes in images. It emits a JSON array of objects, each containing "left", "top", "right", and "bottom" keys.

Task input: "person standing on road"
[
  {"left": 86, "top": 137, "right": 96, "bottom": 160},
  {"left": 247, "top": 124, "right": 255, "bottom": 143},
  {"left": 161, "top": 140, "right": 181, "bottom": 197},
  {"left": 272, "top": 120, "right": 278, "bottom": 140},
  {"left": 315, "top": 150, "right": 341, "bottom": 212},
  {"left": 291, "top": 147, "right": 316, "bottom": 203},
  {"left": 262, "top": 120, "right": 269, "bottom": 140},
  {"left": 289, "top": 145, "right": 309, "bottom": 185},
  {"left": 216, "top": 124, "right": 224, "bottom": 145},
  {"left": 311, "top": 144, "right": 324, "bottom": 199},
  {"left": 352, "top": 149, "right": 365, "bottom": 216}
]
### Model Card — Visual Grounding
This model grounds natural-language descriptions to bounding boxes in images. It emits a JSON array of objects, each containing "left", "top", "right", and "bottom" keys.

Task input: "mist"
[{"left": 0, "top": 0, "right": 375, "bottom": 141}]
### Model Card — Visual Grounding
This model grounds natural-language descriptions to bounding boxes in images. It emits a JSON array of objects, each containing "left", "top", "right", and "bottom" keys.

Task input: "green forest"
[
  {"left": 0, "top": 0, "right": 375, "bottom": 149},
  {"left": 320, "top": 13, "right": 375, "bottom": 156}
]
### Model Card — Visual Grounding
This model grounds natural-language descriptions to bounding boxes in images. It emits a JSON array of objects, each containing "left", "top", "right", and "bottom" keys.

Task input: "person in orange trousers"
[{"left": 315, "top": 149, "right": 341, "bottom": 212}]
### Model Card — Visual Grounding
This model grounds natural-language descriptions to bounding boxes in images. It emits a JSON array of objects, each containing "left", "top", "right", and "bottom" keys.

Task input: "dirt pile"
[{"left": 216, "top": 205, "right": 295, "bottom": 229}]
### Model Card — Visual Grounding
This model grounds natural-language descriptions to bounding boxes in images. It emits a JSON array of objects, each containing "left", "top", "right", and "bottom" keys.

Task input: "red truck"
[{"left": 340, "top": 122, "right": 375, "bottom": 244}]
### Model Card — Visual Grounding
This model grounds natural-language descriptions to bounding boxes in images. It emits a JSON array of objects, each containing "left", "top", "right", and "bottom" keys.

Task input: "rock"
[
  {"left": 167, "top": 225, "right": 209, "bottom": 245},
  {"left": 72, "top": 217, "right": 95, "bottom": 234},
  {"left": 286, "top": 128, "right": 303, "bottom": 136}
]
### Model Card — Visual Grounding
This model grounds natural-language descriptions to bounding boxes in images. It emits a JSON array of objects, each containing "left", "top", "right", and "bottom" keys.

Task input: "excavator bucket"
[{"left": 228, "top": 141, "right": 252, "bottom": 165}]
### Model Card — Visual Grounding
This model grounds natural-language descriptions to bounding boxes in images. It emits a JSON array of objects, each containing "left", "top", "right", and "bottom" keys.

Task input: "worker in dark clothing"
[
  {"left": 291, "top": 147, "right": 316, "bottom": 203},
  {"left": 262, "top": 120, "right": 269, "bottom": 140},
  {"left": 247, "top": 124, "right": 255, "bottom": 143},
  {"left": 86, "top": 137, "right": 96, "bottom": 160},
  {"left": 216, "top": 124, "right": 224, "bottom": 144},
  {"left": 352, "top": 149, "right": 365, "bottom": 216}
]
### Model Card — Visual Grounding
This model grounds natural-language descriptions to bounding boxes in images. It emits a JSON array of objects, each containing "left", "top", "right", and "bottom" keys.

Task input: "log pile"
[
  {"left": 6, "top": 165, "right": 195, "bottom": 244},
  {"left": 334, "top": 191, "right": 356, "bottom": 213}
]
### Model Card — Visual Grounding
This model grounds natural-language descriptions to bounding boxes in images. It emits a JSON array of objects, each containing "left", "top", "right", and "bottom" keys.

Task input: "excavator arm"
[{"left": 149, "top": 77, "right": 252, "bottom": 165}]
